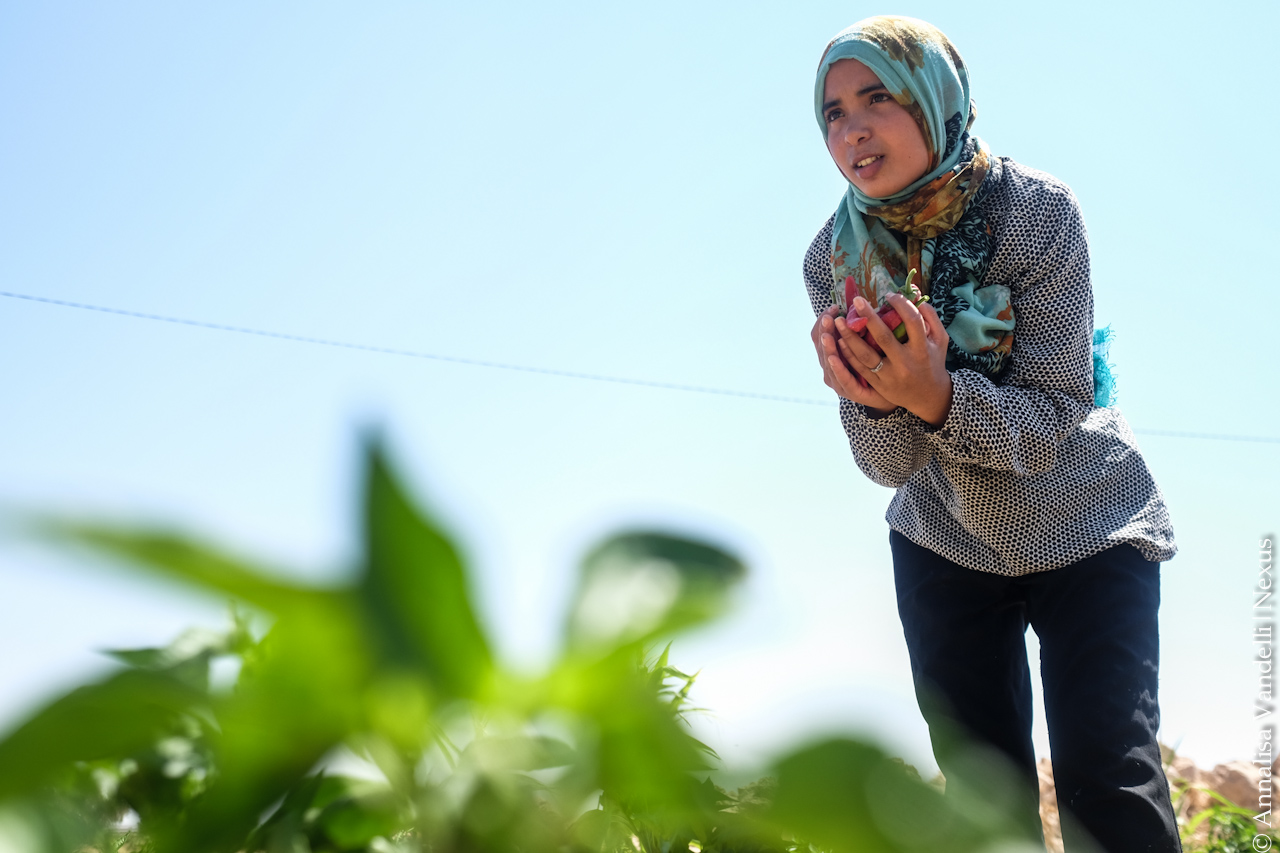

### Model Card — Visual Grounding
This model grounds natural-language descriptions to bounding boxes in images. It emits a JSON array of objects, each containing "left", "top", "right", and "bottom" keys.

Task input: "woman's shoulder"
[
  {"left": 979, "top": 157, "right": 1086, "bottom": 252},
  {"left": 979, "top": 158, "right": 1091, "bottom": 292},
  {"left": 985, "top": 157, "right": 1082, "bottom": 218},
  {"left": 803, "top": 212, "right": 836, "bottom": 285}
]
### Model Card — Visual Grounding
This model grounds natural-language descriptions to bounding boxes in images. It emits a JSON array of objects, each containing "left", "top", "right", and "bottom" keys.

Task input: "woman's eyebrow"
[{"left": 823, "top": 83, "right": 888, "bottom": 113}]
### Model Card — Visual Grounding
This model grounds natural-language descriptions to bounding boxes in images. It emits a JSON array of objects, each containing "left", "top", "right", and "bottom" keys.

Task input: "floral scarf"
[{"left": 814, "top": 16, "right": 1015, "bottom": 379}]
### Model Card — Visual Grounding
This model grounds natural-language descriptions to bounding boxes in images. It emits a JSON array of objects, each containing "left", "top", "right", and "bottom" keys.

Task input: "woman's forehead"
[
  {"left": 823, "top": 58, "right": 878, "bottom": 91},
  {"left": 820, "top": 55, "right": 911, "bottom": 113}
]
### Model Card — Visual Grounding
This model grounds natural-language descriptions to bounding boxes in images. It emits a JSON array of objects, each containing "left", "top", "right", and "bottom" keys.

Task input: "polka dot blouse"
[{"left": 803, "top": 158, "right": 1177, "bottom": 576}]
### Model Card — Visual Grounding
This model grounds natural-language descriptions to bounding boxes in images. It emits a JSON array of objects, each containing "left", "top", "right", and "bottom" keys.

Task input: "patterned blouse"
[{"left": 803, "top": 158, "right": 1177, "bottom": 576}]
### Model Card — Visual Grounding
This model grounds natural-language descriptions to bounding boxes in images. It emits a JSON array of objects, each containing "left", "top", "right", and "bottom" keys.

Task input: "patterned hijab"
[{"left": 814, "top": 16, "right": 1015, "bottom": 379}]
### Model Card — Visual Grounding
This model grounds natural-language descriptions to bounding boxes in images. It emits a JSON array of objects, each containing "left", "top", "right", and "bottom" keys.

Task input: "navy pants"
[{"left": 889, "top": 529, "right": 1181, "bottom": 853}]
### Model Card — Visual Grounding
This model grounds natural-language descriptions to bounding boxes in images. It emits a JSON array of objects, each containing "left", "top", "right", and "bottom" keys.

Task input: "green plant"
[
  {"left": 1163, "top": 744, "right": 1276, "bottom": 853},
  {"left": 0, "top": 436, "right": 1045, "bottom": 853},
  {"left": 1183, "top": 787, "right": 1271, "bottom": 853}
]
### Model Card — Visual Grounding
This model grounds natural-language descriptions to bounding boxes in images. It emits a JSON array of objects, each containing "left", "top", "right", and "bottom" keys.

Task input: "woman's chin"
[{"left": 850, "top": 174, "right": 913, "bottom": 199}]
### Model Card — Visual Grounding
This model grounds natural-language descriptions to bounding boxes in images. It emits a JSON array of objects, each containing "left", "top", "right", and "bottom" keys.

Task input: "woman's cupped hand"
[{"left": 811, "top": 292, "right": 955, "bottom": 427}]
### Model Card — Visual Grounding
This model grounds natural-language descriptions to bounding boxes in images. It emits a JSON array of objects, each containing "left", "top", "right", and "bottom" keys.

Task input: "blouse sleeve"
[
  {"left": 919, "top": 181, "right": 1096, "bottom": 476},
  {"left": 803, "top": 216, "right": 934, "bottom": 488}
]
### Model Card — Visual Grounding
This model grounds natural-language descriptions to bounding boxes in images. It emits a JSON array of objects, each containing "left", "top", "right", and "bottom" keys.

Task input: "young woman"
[{"left": 805, "top": 17, "right": 1181, "bottom": 853}]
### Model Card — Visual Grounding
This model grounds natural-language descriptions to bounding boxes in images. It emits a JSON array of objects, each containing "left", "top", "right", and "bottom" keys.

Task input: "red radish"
[
  {"left": 843, "top": 276, "right": 862, "bottom": 312},
  {"left": 837, "top": 269, "right": 929, "bottom": 350}
]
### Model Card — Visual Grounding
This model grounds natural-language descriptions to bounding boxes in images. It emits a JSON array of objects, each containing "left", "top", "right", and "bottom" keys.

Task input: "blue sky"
[{"left": 1, "top": 0, "right": 1276, "bottom": 777}]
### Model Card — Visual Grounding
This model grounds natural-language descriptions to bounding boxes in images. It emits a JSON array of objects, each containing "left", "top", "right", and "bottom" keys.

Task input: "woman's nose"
[{"left": 843, "top": 121, "right": 870, "bottom": 146}]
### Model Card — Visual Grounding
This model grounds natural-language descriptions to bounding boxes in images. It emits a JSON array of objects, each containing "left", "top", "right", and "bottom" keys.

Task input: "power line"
[
  {"left": 3, "top": 289, "right": 1277, "bottom": 445},
  {"left": 0, "top": 290, "right": 828, "bottom": 407}
]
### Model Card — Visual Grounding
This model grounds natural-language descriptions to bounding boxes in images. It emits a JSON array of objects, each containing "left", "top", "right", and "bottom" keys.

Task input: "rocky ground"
[{"left": 1033, "top": 752, "right": 1273, "bottom": 852}]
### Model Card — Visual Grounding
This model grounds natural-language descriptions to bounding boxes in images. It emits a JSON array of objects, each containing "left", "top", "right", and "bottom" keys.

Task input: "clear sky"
[{"left": 1, "top": 1, "right": 1276, "bottom": 779}]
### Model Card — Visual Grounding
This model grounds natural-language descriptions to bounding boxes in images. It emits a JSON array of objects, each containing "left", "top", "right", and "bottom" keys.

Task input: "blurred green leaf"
[
  {"left": 566, "top": 532, "right": 745, "bottom": 653},
  {"left": 157, "top": 596, "right": 370, "bottom": 853},
  {"left": 930, "top": 742, "right": 1051, "bottom": 849},
  {"left": 0, "top": 432, "right": 1059, "bottom": 853},
  {"left": 38, "top": 522, "right": 323, "bottom": 615},
  {"left": 568, "top": 805, "right": 617, "bottom": 850},
  {"left": 362, "top": 673, "right": 434, "bottom": 756},
  {"left": 461, "top": 734, "right": 577, "bottom": 772},
  {"left": 769, "top": 738, "right": 917, "bottom": 853},
  {"left": 244, "top": 771, "right": 327, "bottom": 852},
  {"left": 359, "top": 436, "right": 491, "bottom": 699},
  {"left": 0, "top": 798, "right": 104, "bottom": 853},
  {"left": 0, "top": 669, "right": 204, "bottom": 802},
  {"left": 561, "top": 649, "right": 714, "bottom": 819},
  {"left": 104, "top": 623, "right": 249, "bottom": 693},
  {"left": 311, "top": 777, "right": 406, "bottom": 849},
  {"left": 769, "top": 737, "right": 1046, "bottom": 853}
]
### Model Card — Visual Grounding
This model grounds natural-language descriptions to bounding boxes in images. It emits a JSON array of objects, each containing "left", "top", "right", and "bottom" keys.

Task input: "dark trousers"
[{"left": 889, "top": 529, "right": 1181, "bottom": 853}]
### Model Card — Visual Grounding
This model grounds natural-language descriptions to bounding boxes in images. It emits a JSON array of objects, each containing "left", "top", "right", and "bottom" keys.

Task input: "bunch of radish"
[
  {"left": 831, "top": 268, "right": 928, "bottom": 352},
  {"left": 830, "top": 269, "right": 929, "bottom": 385}
]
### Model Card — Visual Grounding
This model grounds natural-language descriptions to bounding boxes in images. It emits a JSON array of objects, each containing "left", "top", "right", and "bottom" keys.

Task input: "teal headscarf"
[
  {"left": 814, "top": 16, "right": 977, "bottom": 211},
  {"left": 814, "top": 16, "right": 1014, "bottom": 380}
]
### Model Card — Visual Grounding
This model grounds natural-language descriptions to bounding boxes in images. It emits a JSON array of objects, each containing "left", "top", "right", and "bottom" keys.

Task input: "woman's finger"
[
  {"left": 835, "top": 313, "right": 887, "bottom": 369},
  {"left": 818, "top": 329, "right": 841, "bottom": 378},
  {"left": 836, "top": 334, "right": 881, "bottom": 385},
  {"left": 823, "top": 329, "right": 862, "bottom": 386},
  {"left": 826, "top": 352, "right": 866, "bottom": 398},
  {"left": 848, "top": 297, "right": 898, "bottom": 356},
  {"left": 813, "top": 312, "right": 845, "bottom": 387},
  {"left": 811, "top": 308, "right": 836, "bottom": 348},
  {"left": 825, "top": 329, "right": 881, "bottom": 397},
  {"left": 919, "top": 301, "right": 950, "bottom": 346},
  {"left": 891, "top": 293, "right": 930, "bottom": 353}
]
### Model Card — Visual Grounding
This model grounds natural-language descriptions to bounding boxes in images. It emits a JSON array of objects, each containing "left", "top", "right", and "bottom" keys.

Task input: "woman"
[{"left": 805, "top": 16, "right": 1181, "bottom": 852}]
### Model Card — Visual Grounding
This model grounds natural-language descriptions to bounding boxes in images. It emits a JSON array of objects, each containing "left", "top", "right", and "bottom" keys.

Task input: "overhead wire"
[
  {"left": 0, "top": 290, "right": 827, "bottom": 407},
  {"left": 2, "top": 289, "right": 1276, "bottom": 444}
]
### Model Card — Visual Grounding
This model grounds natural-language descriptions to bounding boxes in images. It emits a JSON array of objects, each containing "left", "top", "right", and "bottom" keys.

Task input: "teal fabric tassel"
[{"left": 1092, "top": 326, "right": 1117, "bottom": 407}]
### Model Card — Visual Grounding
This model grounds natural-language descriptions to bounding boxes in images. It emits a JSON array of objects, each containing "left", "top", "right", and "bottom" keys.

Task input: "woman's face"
[{"left": 822, "top": 58, "right": 931, "bottom": 199}]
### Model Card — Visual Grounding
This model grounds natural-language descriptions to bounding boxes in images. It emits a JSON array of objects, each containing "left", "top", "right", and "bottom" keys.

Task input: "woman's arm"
[
  {"left": 810, "top": 176, "right": 1097, "bottom": 479},
  {"left": 803, "top": 222, "right": 935, "bottom": 488},
  {"left": 910, "top": 183, "right": 1096, "bottom": 476}
]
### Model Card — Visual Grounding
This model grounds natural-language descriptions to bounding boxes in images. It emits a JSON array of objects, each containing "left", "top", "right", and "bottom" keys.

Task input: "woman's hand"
[
  {"left": 833, "top": 293, "right": 954, "bottom": 426},
  {"left": 812, "top": 305, "right": 898, "bottom": 415}
]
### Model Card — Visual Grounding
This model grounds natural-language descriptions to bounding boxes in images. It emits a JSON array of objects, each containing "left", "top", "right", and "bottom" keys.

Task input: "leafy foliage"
[
  {"left": 0, "top": 436, "right": 1050, "bottom": 853},
  {"left": 1165, "top": 765, "right": 1279, "bottom": 852}
]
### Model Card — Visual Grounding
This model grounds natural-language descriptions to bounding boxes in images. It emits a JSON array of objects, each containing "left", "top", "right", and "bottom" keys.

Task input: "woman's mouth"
[{"left": 853, "top": 154, "right": 884, "bottom": 180}]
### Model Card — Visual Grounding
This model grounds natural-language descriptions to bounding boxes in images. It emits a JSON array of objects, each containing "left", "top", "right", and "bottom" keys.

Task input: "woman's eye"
[
  {"left": 825, "top": 109, "right": 843, "bottom": 123},
  {"left": 869, "top": 92, "right": 892, "bottom": 104}
]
